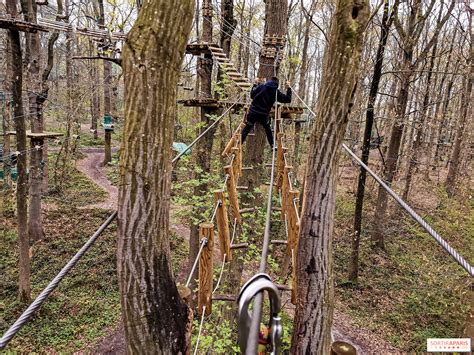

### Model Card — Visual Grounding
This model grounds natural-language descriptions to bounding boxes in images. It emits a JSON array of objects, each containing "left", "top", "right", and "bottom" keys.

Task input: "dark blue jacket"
[{"left": 249, "top": 79, "right": 292, "bottom": 116}]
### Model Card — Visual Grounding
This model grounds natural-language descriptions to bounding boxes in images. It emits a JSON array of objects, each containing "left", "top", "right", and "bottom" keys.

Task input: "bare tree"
[
  {"left": 291, "top": 0, "right": 369, "bottom": 352},
  {"left": 349, "top": 0, "right": 398, "bottom": 282},
  {"left": 372, "top": 0, "right": 455, "bottom": 248},
  {"left": 117, "top": 0, "right": 194, "bottom": 352}
]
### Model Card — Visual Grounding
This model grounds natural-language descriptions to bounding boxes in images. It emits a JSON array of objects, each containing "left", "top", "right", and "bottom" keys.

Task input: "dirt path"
[{"left": 76, "top": 148, "right": 118, "bottom": 210}]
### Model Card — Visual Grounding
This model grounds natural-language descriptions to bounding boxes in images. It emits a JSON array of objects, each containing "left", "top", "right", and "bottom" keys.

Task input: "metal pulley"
[{"left": 237, "top": 273, "right": 283, "bottom": 355}]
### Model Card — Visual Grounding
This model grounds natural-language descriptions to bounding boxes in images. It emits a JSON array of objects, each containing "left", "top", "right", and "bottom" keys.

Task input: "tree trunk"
[
  {"left": 23, "top": 0, "right": 45, "bottom": 242},
  {"left": 349, "top": 0, "right": 394, "bottom": 282},
  {"left": 291, "top": 0, "right": 368, "bottom": 352},
  {"left": 7, "top": 0, "right": 31, "bottom": 302},
  {"left": 117, "top": 0, "right": 194, "bottom": 352}
]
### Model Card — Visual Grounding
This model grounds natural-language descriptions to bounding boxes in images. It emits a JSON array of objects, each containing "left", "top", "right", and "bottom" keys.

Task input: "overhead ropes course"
[{"left": 1, "top": 7, "right": 473, "bottom": 355}]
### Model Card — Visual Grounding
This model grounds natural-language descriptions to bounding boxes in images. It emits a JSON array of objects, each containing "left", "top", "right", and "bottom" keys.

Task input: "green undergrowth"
[
  {"left": 0, "top": 209, "right": 120, "bottom": 352},
  {"left": 1, "top": 209, "right": 188, "bottom": 353},
  {"left": 333, "top": 188, "right": 473, "bottom": 352}
]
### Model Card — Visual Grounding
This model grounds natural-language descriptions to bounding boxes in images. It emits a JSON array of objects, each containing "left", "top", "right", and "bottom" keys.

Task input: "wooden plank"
[
  {"left": 287, "top": 189, "right": 300, "bottom": 255},
  {"left": 291, "top": 248, "right": 297, "bottom": 304},
  {"left": 224, "top": 165, "right": 241, "bottom": 223},
  {"left": 198, "top": 223, "right": 214, "bottom": 316},
  {"left": 214, "top": 190, "right": 232, "bottom": 262},
  {"left": 230, "top": 242, "right": 248, "bottom": 249},
  {"left": 222, "top": 135, "right": 236, "bottom": 157},
  {"left": 281, "top": 164, "right": 292, "bottom": 222},
  {"left": 26, "top": 131, "right": 63, "bottom": 138},
  {"left": 276, "top": 133, "right": 284, "bottom": 190},
  {"left": 0, "top": 18, "right": 48, "bottom": 33},
  {"left": 231, "top": 147, "right": 240, "bottom": 180}
]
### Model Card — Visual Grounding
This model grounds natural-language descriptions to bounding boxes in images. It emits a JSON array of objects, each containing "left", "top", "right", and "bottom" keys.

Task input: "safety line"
[
  {"left": 193, "top": 306, "right": 207, "bottom": 355},
  {"left": 185, "top": 238, "right": 208, "bottom": 288},
  {"left": 0, "top": 211, "right": 118, "bottom": 350},
  {"left": 212, "top": 218, "right": 238, "bottom": 294}
]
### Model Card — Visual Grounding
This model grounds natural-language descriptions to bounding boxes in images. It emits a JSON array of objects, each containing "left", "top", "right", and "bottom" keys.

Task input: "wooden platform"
[
  {"left": 186, "top": 43, "right": 215, "bottom": 55},
  {"left": 177, "top": 98, "right": 304, "bottom": 116},
  {"left": 4, "top": 130, "right": 63, "bottom": 138},
  {"left": 0, "top": 17, "right": 48, "bottom": 33}
]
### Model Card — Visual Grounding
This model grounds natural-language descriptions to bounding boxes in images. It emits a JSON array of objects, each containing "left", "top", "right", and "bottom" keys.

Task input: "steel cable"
[{"left": 0, "top": 211, "right": 118, "bottom": 350}]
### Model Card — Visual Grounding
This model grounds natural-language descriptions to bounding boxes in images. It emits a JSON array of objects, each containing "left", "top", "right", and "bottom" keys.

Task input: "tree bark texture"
[
  {"left": 291, "top": 0, "right": 368, "bottom": 353},
  {"left": 117, "top": 0, "right": 194, "bottom": 353},
  {"left": 7, "top": 0, "right": 31, "bottom": 302}
]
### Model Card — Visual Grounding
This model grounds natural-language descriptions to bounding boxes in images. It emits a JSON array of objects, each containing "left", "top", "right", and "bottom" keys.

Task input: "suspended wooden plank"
[
  {"left": 198, "top": 223, "right": 214, "bottom": 316},
  {"left": 291, "top": 248, "right": 297, "bottom": 305},
  {"left": 232, "top": 147, "right": 240, "bottom": 180},
  {"left": 287, "top": 189, "right": 300, "bottom": 255},
  {"left": 224, "top": 165, "right": 241, "bottom": 223},
  {"left": 214, "top": 190, "right": 232, "bottom": 262}
]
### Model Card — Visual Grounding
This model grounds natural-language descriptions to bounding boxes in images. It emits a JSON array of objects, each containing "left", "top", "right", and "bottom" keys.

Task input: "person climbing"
[{"left": 241, "top": 76, "right": 292, "bottom": 148}]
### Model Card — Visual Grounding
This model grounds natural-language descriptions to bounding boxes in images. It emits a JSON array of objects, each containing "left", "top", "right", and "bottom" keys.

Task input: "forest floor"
[{"left": 1, "top": 143, "right": 471, "bottom": 353}]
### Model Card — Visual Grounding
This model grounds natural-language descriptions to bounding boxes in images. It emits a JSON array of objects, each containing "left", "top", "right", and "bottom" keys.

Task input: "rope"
[
  {"left": 0, "top": 211, "right": 118, "bottom": 350},
  {"left": 212, "top": 218, "right": 238, "bottom": 294},
  {"left": 210, "top": 200, "right": 221, "bottom": 223},
  {"left": 185, "top": 238, "right": 208, "bottom": 288},
  {"left": 193, "top": 306, "right": 207, "bottom": 355},
  {"left": 342, "top": 144, "right": 474, "bottom": 277}
]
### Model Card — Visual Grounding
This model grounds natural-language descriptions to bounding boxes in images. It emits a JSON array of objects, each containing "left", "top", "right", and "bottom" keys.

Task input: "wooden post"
[
  {"left": 287, "top": 189, "right": 300, "bottom": 255},
  {"left": 214, "top": 190, "right": 232, "bottom": 262},
  {"left": 232, "top": 146, "right": 240, "bottom": 179},
  {"left": 276, "top": 133, "right": 284, "bottom": 190},
  {"left": 198, "top": 223, "right": 214, "bottom": 316},
  {"left": 222, "top": 121, "right": 245, "bottom": 156},
  {"left": 281, "top": 165, "right": 292, "bottom": 221},
  {"left": 222, "top": 135, "right": 236, "bottom": 157},
  {"left": 224, "top": 165, "right": 241, "bottom": 223}
]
